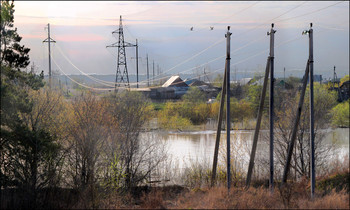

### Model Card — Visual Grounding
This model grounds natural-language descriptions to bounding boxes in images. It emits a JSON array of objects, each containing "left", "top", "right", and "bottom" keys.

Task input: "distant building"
[
  {"left": 184, "top": 78, "right": 220, "bottom": 99},
  {"left": 133, "top": 76, "right": 222, "bottom": 101},
  {"left": 302, "top": 74, "right": 323, "bottom": 83},
  {"left": 184, "top": 78, "right": 207, "bottom": 87},
  {"left": 141, "top": 76, "right": 189, "bottom": 100},
  {"left": 314, "top": 74, "right": 322, "bottom": 83},
  {"left": 339, "top": 80, "right": 350, "bottom": 102},
  {"left": 237, "top": 78, "right": 253, "bottom": 86},
  {"left": 162, "top": 76, "right": 188, "bottom": 88},
  {"left": 276, "top": 79, "right": 294, "bottom": 89}
]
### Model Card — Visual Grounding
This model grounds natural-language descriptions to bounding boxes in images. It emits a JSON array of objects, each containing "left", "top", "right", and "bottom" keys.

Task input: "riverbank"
[
  {"left": 82, "top": 169, "right": 350, "bottom": 209},
  {"left": 2, "top": 166, "right": 348, "bottom": 209}
]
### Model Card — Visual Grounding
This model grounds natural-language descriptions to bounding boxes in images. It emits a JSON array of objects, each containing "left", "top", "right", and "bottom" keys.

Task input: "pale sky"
[{"left": 13, "top": 1, "right": 349, "bottom": 81}]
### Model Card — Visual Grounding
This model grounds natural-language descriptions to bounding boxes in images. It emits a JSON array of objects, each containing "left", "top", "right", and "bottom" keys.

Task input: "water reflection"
[{"left": 142, "top": 128, "right": 349, "bottom": 171}]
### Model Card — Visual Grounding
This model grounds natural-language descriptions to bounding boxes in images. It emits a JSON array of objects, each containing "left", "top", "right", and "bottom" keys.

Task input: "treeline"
[{"left": 157, "top": 76, "right": 349, "bottom": 130}]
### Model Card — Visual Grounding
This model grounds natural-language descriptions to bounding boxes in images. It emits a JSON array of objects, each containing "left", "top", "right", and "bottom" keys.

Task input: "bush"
[
  {"left": 157, "top": 101, "right": 211, "bottom": 127},
  {"left": 182, "top": 87, "right": 207, "bottom": 103},
  {"left": 157, "top": 102, "right": 192, "bottom": 129},
  {"left": 317, "top": 170, "right": 350, "bottom": 194},
  {"left": 331, "top": 100, "right": 350, "bottom": 127}
]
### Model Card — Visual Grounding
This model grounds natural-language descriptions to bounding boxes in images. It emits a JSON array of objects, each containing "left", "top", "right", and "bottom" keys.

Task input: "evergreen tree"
[
  {"left": 1, "top": 0, "right": 30, "bottom": 70},
  {"left": 1, "top": 1, "right": 60, "bottom": 208}
]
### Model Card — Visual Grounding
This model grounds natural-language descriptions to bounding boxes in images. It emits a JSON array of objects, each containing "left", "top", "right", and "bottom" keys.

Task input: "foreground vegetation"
[{"left": 1, "top": 1, "right": 349, "bottom": 209}]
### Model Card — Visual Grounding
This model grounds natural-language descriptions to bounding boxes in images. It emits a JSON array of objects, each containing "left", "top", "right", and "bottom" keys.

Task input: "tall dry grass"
[
  {"left": 170, "top": 185, "right": 349, "bottom": 209},
  {"left": 65, "top": 181, "right": 349, "bottom": 209}
]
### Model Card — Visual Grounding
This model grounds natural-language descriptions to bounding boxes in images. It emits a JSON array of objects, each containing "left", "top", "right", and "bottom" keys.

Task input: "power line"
[
  {"left": 137, "top": 35, "right": 266, "bottom": 85},
  {"left": 50, "top": 22, "right": 335, "bottom": 90},
  {"left": 317, "top": 23, "right": 348, "bottom": 31},
  {"left": 55, "top": 44, "right": 116, "bottom": 87},
  {"left": 232, "top": 1, "right": 307, "bottom": 40},
  {"left": 51, "top": 55, "right": 116, "bottom": 91},
  {"left": 275, "top": 1, "right": 345, "bottom": 23},
  {"left": 53, "top": 23, "right": 322, "bottom": 90},
  {"left": 111, "top": 1, "right": 343, "bottom": 84},
  {"left": 161, "top": 1, "right": 260, "bottom": 39},
  {"left": 53, "top": 26, "right": 305, "bottom": 88},
  {"left": 152, "top": 37, "right": 225, "bottom": 79},
  {"left": 126, "top": 1, "right": 309, "bottom": 81}
]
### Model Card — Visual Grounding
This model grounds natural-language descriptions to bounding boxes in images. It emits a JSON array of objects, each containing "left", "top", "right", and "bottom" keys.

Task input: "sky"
[{"left": 13, "top": 1, "right": 349, "bottom": 83}]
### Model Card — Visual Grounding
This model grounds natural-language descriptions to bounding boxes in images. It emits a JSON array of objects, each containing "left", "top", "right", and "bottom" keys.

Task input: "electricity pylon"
[{"left": 107, "top": 15, "right": 136, "bottom": 91}]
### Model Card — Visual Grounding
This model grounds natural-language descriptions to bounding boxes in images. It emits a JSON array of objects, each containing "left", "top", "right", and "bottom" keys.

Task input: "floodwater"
[{"left": 142, "top": 128, "right": 349, "bottom": 172}]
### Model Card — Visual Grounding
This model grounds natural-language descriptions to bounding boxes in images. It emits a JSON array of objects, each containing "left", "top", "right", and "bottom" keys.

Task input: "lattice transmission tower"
[{"left": 107, "top": 15, "right": 136, "bottom": 91}]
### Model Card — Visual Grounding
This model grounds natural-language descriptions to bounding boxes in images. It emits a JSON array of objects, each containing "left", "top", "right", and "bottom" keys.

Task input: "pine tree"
[
  {"left": 1, "top": 0, "right": 30, "bottom": 70},
  {"left": 1, "top": 1, "right": 60, "bottom": 208}
]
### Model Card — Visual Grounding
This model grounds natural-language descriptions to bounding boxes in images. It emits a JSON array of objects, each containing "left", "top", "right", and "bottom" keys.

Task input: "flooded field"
[{"left": 142, "top": 128, "right": 349, "bottom": 177}]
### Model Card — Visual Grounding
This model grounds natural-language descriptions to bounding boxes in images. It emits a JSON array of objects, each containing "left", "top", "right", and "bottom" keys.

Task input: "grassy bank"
[
  {"left": 4, "top": 169, "right": 347, "bottom": 209},
  {"left": 97, "top": 170, "right": 350, "bottom": 209}
]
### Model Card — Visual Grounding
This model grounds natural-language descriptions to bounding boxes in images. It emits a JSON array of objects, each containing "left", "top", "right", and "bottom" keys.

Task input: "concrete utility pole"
[
  {"left": 43, "top": 23, "right": 56, "bottom": 89},
  {"left": 282, "top": 24, "right": 314, "bottom": 189},
  {"left": 284, "top": 67, "right": 286, "bottom": 89},
  {"left": 131, "top": 39, "right": 141, "bottom": 88},
  {"left": 333, "top": 66, "right": 337, "bottom": 88},
  {"left": 225, "top": 26, "right": 232, "bottom": 190},
  {"left": 268, "top": 23, "right": 276, "bottom": 193},
  {"left": 147, "top": 54, "right": 149, "bottom": 87},
  {"left": 211, "top": 27, "right": 232, "bottom": 189},
  {"left": 308, "top": 23, "right": 315, "bottom": 199},
  {"left": 136, "top": 39, "right": 139, "bottom": 88},
  {"left": 157, "top": 64, "right": 160, "bottom": 85},
  {"left": 153, "top": 60, "right": 155, "bottom": 86},
  {"left": 65, "top": 76, "right": 68, "bottom": 96},
  {"left": 234, "top": 66, "right": 237, "bottom": 82},
  {"left": 245, "top": 23, "right": 275, "bottom": 189}
]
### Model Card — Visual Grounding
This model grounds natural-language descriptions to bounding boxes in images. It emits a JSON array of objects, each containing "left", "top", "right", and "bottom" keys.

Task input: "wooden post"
[
  {"left": 225, "top": 26, "right": 232, "bottom": 190},
  {"left": 268, "top": 23, "right": 276, "bottom": 193},
  {"left": 282, "top": 61, "right": 310, "bottom": 183},
  {"left": 308, "top": 23, "right": 315, "bottom": 199},
  {"left": 211, "top": 63, "right": 227, "bottom": 187},
  {"left": 245, "top": 58, "right": 270, "bottom": 188}
]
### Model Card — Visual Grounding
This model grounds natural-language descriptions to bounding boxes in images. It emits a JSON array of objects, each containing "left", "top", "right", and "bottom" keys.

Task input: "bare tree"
[
  {"left": 104, "top": 91, "right": 167, "bottom": 190},
  {"left": 66, "top": 92, "right": 109, "bottom": 190},
  {"left": 258, "top": 85, "right": 338, "bottom": 181}
]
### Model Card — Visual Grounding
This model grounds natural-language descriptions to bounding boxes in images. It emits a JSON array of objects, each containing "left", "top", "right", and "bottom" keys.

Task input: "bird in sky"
[
  {"left": 210, "top": 26, "right": 214, "bottom": 30},
  {"left": 190, "top": 27, "right": 193, "bottom": 31}
]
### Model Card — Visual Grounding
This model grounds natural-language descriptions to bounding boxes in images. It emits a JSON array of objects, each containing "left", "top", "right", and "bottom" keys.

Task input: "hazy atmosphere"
[
  {"left": 14, "top": 1, "right": 349, "bottom": 80},
  {"left": 1, "top": 1, "right": 349, "bottom": 209}
]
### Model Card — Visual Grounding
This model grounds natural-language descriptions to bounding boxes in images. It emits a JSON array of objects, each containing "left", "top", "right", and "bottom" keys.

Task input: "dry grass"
[
  {"left": 33, "top": 164, "right": 349, "bottom": 209},
  {"left": 172, "top": 186, "right": 284, "bottom": 209},
  {"left": 140, "top": 190, "right": 165, "bottom": 209},
  {"left": 299, "top": 190, "right": 349, "bottom": 209},
  {"left": 168, "top": 185, "right": 349, "bottom": 209}
]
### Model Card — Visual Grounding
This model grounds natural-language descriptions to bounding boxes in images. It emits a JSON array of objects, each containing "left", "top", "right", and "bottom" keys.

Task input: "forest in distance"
[{"left": 1, "top": 0, "right": 349, "bottom": 209}]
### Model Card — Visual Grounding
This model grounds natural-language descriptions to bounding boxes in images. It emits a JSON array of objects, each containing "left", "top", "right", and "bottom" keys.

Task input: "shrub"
[{"left": 331, "top": 100, "right": 350, "bottom": 127}]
